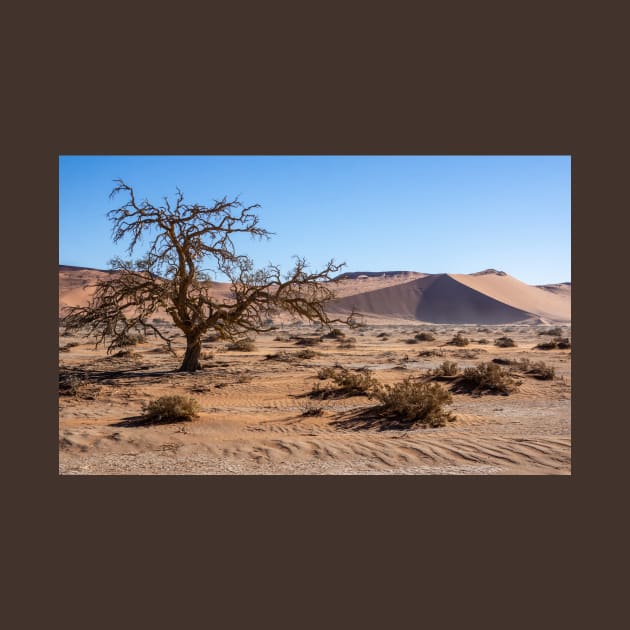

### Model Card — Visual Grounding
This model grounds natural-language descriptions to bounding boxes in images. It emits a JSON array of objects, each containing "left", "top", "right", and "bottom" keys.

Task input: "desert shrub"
[
  {"left": 299, "top": 402, "right": 324, "bottom": 417},
  {"left": 477, "top": 338, "right": 489, "bottom": 344},
  {"left": 477, "top": 327, "right": 491, "bottom": 333},
  {"left": 141, "top": 395, "right": 200, "bottom": 423},
  {"left": 538, "top": 327, "right": 563, "bottom": 336},
  {"left": 418, "top": 349, "right": 443, "bottom": 357},
  {"left": 295, "top": 348, "right": 318, "bottom": 359},
  {"left": 317, "top": 366, "right": 339, "bottom": 380},
  {"left": 447, "top": 333, "right": 469, "bottom": 347},
  {"left": 535, "top": 340, "right": 557, "bottom": 350},
  {"left": 119, "top": 333, "right": 146, "bottom": 346},
  {"left": 415, "top": 332, "right": 436, "bottom": 341},
  {"left": 495, "top": 336, "right": 516, "bottom": 348},
  {"left": 461, "top": 362, "right": 519, "bottom": 394},
  {"left": 227, "top": 338, "right": 256, "bottom": 351},
  {"left": 526, "top": 361, "right": 555, "bottom": 380},
  {"left": 265, "top": 351, "right": 292, "bottom": 361},
  {"left": 203, "top": 332, "right": 221, "bottom": 343},
  {"left": 313, "top": 366, "right": 379, "bottom": 397},
  {"left": 535, "top": 337, "right": 571, "bottom": 350},
  {"left": 492, "top": 357, "right": 514, "bottom": 366},
  {"left": 372, "top": 379, "right": 456, "bottom": 428},
  {"left": 405, "top": 338, "right": 419, "bottom": 344},
  {"left": 432, "top": 360, "right": 460, "bottom": 376},
  {"left": 294, "top": 336, "right": 321, "bottom": 346},
  {"left": 338, "top": 338, "right": 357, "bottom": 349},
  {"left": 323, "top": 328, "right": 345, "bottom": 339},
  {"left": 376, "top": 332, "right": 389, "bottom": 338},
  {"left": 112, "top": 349, "right": 137, "bottom": 358}
]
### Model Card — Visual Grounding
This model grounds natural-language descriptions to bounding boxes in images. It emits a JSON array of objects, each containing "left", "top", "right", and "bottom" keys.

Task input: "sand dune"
[
  {"left": 328, "top": 270, "right": 570, "bottom": 324},
  {"left": 59, "top": 265, "right": 571, "bottom": 324}
]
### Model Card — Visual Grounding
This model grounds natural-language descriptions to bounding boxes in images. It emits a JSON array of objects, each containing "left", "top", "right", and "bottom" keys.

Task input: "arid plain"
[{"left": 59, "top": 267, "right": 571, "bottom": 475}]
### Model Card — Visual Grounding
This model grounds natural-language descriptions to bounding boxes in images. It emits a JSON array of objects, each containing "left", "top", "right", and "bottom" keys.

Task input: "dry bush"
[
  {"left": 495, "top": 336, "right": 516, "bottom": 348},
  {"left": 538, "top": 327, "right": 563, "bottom": 336},
  {"left": 432, "top": 360, "right": 460, "bottom": 376},
  {"left": 227, "top": 338, "right": 256, "bottom": 351},
  {"left": 118, "top": 333, "right": 147, "bottom": 347},
  {"left": 323, "top": 328, "right": 345, "bottom": 339},
  {"left": 418, "top": 349, "right": 443, "bottom": 357},
  {"left": 460, "top": 362, "right": 520, "bottom": 394},
  {"left": 447, "top": 333, "right": 469, "bottom": 347},
  {"left": 338, "top": 338, "right": 357, "bottom": 349},
  {"left": 111, "top": 349, "right": 140, "bottom": 358},
  {"left": 299, "top": 402, "right": 324, "bottom": 416},
  {"left": 415, "top": 332, "right": 436, "bottom": 341},
  {"left": 404, "top": 338, "right": 419, "bottom": 344},
  {"left": 372, "top": 379, "right": 456, "bottom": 428},
  {"left": 535, "top": 337, "right": 571, "bottom": 350},
  {"left": 265, "top": 351, "right": 293, "bottom": 361},
  {"left": 296, "top": 349, "right": 319, "bottom": 359},
  {"left": 141, "top": 395, "right": 200, "bottom": 424},
  {"left": 313, "top": 366, "right": 379, "bottom": 397},
  {"left": 203, "top": 332, "right": 222, "bottom": 343},
  {"left": 477, "top": 338, "right": 489, "bottom": 344},
  {"left": 376, "top": 332, "right": 389, "bottom": 339},
  {"left": 294, "top": 336, "right": 321, "bottom": 346},
  {"left": 525, "top": 361, "right": 555, "bottom": 380}
]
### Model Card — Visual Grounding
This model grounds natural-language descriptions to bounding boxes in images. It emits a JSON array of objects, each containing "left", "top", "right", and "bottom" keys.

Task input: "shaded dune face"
[{"left": 328, "top": 274, "right": 537, "bottom": 324}]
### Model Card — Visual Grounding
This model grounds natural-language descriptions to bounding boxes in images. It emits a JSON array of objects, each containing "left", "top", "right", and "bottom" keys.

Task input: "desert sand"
[{"left": 59, "top": 266, "right": 571, "bottom": 475}]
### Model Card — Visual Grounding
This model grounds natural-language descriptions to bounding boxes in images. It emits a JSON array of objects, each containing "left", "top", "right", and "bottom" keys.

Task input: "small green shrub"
[{"left": 495, "top": 336, "right": 516, "bottom": 348}]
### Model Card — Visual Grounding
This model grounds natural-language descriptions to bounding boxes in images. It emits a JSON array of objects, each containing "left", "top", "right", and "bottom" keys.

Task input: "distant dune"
[
  {"left": 327, "top": 269, "right": 570, "bottom": 324},
  {"left": 59, "top": 265, "right": 570, "bottom": 324}
]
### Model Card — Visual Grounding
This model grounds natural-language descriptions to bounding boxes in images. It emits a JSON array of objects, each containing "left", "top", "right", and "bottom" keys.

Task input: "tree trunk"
[{"left": 179, "top": 334, "right": 202, "bottom": 372}]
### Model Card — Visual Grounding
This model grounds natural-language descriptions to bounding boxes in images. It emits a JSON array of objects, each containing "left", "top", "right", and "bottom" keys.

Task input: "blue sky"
[{"left": 59, "top": 155, "right": 571, "bottom": 285}]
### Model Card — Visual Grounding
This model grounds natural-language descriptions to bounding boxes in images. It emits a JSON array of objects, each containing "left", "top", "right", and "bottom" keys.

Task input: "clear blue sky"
[{"left": 59, "top": 155, "right": 571, "bottom": 285}]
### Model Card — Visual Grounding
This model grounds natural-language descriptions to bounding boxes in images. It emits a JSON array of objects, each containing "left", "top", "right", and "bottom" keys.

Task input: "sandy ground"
[{"left": 59, "top": 322, "right": 571, "bottom": 475}]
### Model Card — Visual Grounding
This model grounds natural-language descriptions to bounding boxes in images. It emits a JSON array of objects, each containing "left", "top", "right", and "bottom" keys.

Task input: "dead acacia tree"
[{"left": 61, "top": 180, "right": 348, "bottom": 372}]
